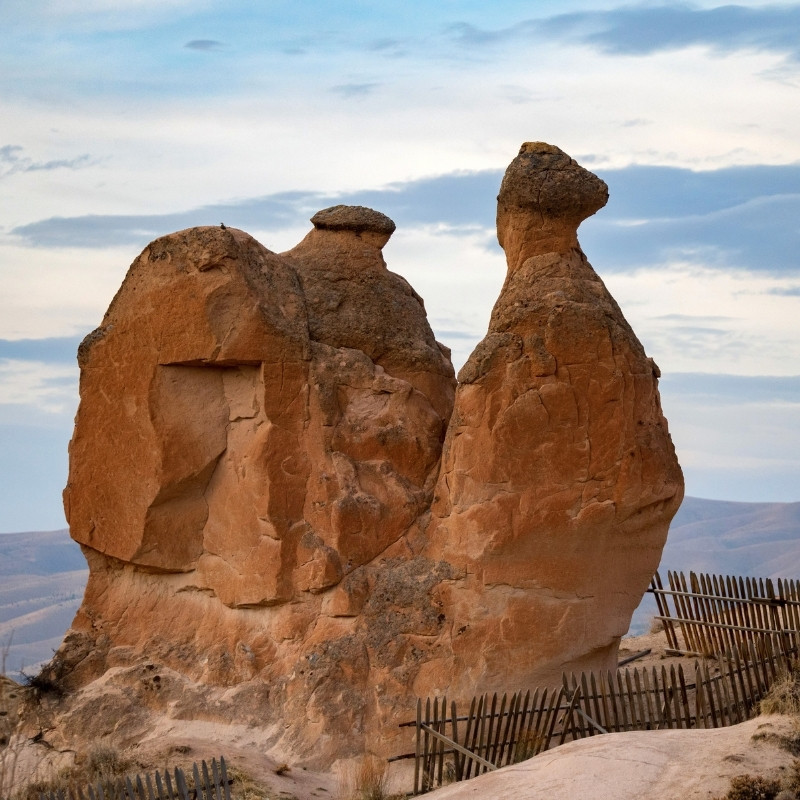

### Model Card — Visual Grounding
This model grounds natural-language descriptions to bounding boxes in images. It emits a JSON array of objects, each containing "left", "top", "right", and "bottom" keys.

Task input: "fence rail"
[
  {"left": 38, "top": 758, "right": 231, "bottom": 800},
  {"left": 399, "top": 568, "right": 800, "bottom": 795}
]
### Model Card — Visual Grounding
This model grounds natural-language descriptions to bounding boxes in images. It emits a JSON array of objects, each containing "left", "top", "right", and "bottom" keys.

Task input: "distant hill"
[
  {"left": 0, "top": 528, "right": 87, "bottom": 577},
  {"left": 630, "top": 496, "right": 800, "bottom": 634},
  {"left": 0, "top": 529, "right": 87, "bottom": 680},
  {"left": 660, "top": 496, "right": 800, "bottom": 577},
  {"left": 2, "top": 497, "right": 799, "bottom": 674}
]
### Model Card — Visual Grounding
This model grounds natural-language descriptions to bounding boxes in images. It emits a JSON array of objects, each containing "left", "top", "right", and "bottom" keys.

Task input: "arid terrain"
[{"left": 6, "top": 627, "right": 800, "bottom": 800}]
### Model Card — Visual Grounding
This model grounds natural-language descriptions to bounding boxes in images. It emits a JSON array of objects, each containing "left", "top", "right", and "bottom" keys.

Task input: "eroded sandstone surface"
[{"left": 46, "top": 143, "right": 683, "bottom": 767}]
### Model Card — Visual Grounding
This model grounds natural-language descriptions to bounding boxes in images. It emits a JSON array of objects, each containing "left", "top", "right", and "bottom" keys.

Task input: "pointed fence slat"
[
  {"left": 449, "top": 699, "right": 461, "bottom": 779},
  {"left": 482, "top": 693, "right": 497, "bottom": 772},
  {"left": 519, "top": 688, "right": 543, "bottom": 761},
  {"left": 38, "top": 761, "right": 233, "bottom": 800},
  {"left": 496, "top": 692, "right": 518, "bottom": 767},
  {"left": 457, "top": 696, "right": 476, "bottom": 781},
  {"left": 677, "top": 665, "right": 693, "bottom": 728},
  {"left": 153, "top": 772, "right": 165, "bottom": 800},
  {"left": 399, "top": 568, "right": 800, "bottom": 794},
  {"left": 476, "top": 694, "right": 488, "bottom": 776},
  {"left": 196, "top": 763, "right": 207, "bottom": 800},
  {"left": 651, "top": 571, "right": 680, "bottom": 651},
  {"left": 593, "top": 673, "right": 607, "bottom": 732},
  {"left": 641, "top": 668, "right": 656, "bottom": 729},
  {"left": 502, "top": 692, "right": 520, "bottom": 762},
  {"left": 421, "top": 697, "right": 432, "bottom": 791},
  {"left": 650, "top": 569, "right": 800, "bottom": 659},
  {"left": 403, "top": 629, "right": 793, "bottom": 794},
  {"left": 464, "top": 695, "right": 483, "bottom": 781}
]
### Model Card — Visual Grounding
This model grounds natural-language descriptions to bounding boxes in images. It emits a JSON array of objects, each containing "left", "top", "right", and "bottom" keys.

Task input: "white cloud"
[
  {"left": 2, "top": 18, "right": 799, "bottom": 233},
  {"left": 603, "top": 264, "right": 800, "bottom": 376},
  {"left": 663, "top": 395, "right": 800, "bottom": 502},
  {"left": 0, "top": 359, "right": 77, "bottom": 415},
  {"left": 383, "top": 223, "right": 506, "bottom": 369},
  {"left": 0, "top": 243, "right": 132, "bottom": 339},
  {"left": 11, "top": 0, "right": 215, "bottom": 32}
]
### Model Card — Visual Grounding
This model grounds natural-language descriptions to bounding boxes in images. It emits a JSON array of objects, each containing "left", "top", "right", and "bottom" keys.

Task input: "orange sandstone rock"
[
  {"left": 425, "top": 143, "right": 683, "bottom": 692},
  {"left": 54, "top": 144, "right": 682, "bottom": 767}
]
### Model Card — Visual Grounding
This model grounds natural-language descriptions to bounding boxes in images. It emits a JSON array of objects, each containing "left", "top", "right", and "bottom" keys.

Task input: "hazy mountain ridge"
[
  {"left": 660, "top": 496, "right": 800, "bottom": 577},
  {"left": 0, "top": 529, "right": 87, "bottom": 678},
  {"left": 630, "top": 496, "right": 800, "bottom": 633},
  {"left": 2, "top": 497, "right": 799, "bottom": 675},
  {"left": 0, "top": 529, "right": 87, "bottom": 576}
]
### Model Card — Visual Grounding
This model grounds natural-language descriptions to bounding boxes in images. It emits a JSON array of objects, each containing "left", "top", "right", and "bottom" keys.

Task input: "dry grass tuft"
[
  {"left": 15, "top": 746, "right": 135, "bottom": 800},
  {"left": 717, "top": 774, "right": 781, "bottom": 800},
  {"left": 761, "top": 668, "right": 800, "bottom": 718},
  {"left": 337, "top": 756, "right": 402, "bottom": 800},
  {"left": 649, "top": 616, "right": 666, "bottom": 634},
  {"left": 751, "top": 726, "right": 800, "bottom": 757},
  {"left": 783, "top": 760, "right": 800, "bottom": 796},
  {"left": 512, "top": 729, "right": 546, "bottom": 763},
  {"left": 224, "top": 765, "right": 280, "bottom": 800}
]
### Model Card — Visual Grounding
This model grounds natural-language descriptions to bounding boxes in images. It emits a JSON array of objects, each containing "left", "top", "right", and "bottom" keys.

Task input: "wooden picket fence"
[
  {"left": 650, "top": 570, "right": 800, "bottom": 657},
  {"left": 566, "top": 635, "right": 791, "bottom": 736},
  {"left": 397, "top": 566, "right": 800, "bottom": 795},
  {"left": 38, "top": 758, "right": 231, "bottom": 800}
]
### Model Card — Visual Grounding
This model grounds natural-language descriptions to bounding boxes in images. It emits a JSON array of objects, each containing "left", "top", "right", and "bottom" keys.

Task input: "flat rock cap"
[
  {"left": 498, "top": 141, "right": 608, "bottom": 224},
  {"left": 311, "top": 205, "right": 396, "bottom": 235}
]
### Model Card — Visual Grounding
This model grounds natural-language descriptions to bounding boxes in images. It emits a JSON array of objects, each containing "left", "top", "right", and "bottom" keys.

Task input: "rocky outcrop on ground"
[
  {"left": 421, "top": 714, "right": 798, "bottom": 800},
  {"left": 46, "top": 143, "right": 683, "bottom": 767}
]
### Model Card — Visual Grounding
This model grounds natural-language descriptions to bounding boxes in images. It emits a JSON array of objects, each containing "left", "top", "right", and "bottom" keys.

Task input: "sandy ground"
[
  {"left": 415, "top": 629, "right": 800, "bottom": 800},
  {"left": 420, "top": 714, "right": 800, "bottom": 800},
  {"left": 9, "top": 630, "right": 799, "bottom": 800}
]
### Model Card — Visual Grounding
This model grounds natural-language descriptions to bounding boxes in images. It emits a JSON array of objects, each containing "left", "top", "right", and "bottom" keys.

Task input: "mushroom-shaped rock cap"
[
  {"left": 498, "top": 142, "right": 608, "bottom": 226},
  {"left": 311, "top": 205, "right": 396, "bottom": 236}
]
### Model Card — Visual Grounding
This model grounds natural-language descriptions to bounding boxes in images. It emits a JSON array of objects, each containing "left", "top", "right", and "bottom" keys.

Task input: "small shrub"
[
  {"left": 442, "top": 759, "right": 456, "bottom": 784},
  {"left": 338, "top": 756, "right": 402, "bottom": 800},
  {"left": 649, "top": 616, "right": 666, "bottom": 634},
  {"left": 84, "top": 747, "right": 133, "bottom": 784},
  {"left": 512, "top": 729, "right": 546, "bottom": 763},
  {"left": 784, "top": 760, "right": 800, "bottom": 795},
  {"left": 224, "top": 765, "right": 275, "bottom": 800},
  {"left": 724, "top": 774, "right": 781, "bottom": 800},
  {"left": 14, "top": 746, "right": 134, "bottom": 800},
  {"left": 761, "top": 669, "right": 800, "bottom": 717},
  {"left": 776, "top": 728, "right": 800, "bottom": 757},
  {"left": 21, "top": 671, "right": 62, "bottom": 700}
]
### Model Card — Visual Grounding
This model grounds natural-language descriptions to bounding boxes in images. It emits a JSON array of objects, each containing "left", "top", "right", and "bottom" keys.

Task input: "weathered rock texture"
[
  {"left": 424, "top": 144, "right": 683, "bottom": 692},
  {"left": 52, "top": 144, "right": 683, "bottom": 767}
]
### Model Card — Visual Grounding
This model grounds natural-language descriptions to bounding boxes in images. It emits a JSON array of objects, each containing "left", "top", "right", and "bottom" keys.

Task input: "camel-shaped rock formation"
[{"left": 52, "top": 143, "right": 683, "bottom": 766}]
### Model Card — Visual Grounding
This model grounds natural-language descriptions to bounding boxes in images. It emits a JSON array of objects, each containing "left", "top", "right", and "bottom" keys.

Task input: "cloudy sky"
[{"left": 1, "top": 0, "right": 799, "bottom": 533}]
